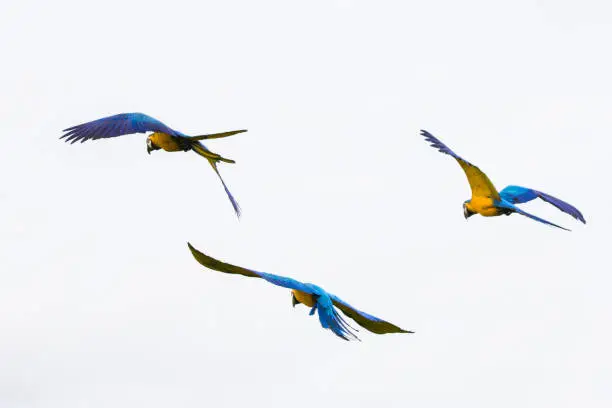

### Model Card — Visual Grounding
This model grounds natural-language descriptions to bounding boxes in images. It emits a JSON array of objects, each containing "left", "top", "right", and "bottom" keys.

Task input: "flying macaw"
[
  {"left": 61, "top": 113, "right": 246, "bottom": 217},
  {"left": 187, "top": 243, "right": 412, "bottom": 341},
  {"left": 421, "top": 130, "right": 586, "bottom": 231}
]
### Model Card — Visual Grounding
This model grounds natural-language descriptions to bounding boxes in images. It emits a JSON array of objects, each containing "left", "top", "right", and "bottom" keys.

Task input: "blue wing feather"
[
  {"left": 61, "top": 112, "right": 182, "bottom": 144},
  {"left": 500, "top": 185, "right": 585, "bottom": 224}
]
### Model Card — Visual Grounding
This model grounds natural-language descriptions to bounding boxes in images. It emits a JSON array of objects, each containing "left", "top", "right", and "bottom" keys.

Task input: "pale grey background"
[{"left": 1, "top": 0, "right": 609, "bottom": 407}]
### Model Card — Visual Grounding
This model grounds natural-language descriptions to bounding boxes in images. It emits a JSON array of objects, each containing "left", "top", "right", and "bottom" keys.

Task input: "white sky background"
[{"left": 0, "top": 0, "right": 610, "bottom": 406}]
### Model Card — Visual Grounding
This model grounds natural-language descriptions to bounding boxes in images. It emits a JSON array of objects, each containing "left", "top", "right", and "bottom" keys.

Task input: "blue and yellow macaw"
[
  {"left": 61, "top": 113, "right": 246, "bottom": 217},
  {"left": 187, "top": 243, "right": 412, "bottom": 341},
  {"left": 421, "top": 130, "right": 586, "bottom": 230}
]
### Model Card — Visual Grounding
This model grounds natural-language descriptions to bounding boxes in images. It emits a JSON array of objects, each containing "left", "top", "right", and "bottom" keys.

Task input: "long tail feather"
[
  {"left": 191, "top": 143, "right": 241, "bottom": 217},
  {"left": 209, "top": 160, "right": 241, "bottom": 218},
  {"left": 513, "top": 206, "right": 570, "bottom": 231},
  {"left": 497, "top": 200, "right": 570, "bottom": 231}
]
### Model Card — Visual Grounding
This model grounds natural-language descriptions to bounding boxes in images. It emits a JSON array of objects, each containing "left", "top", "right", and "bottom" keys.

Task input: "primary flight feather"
[
  {"left": 61, "top": 113, "right": 246, "bottom": 217},
  {"left": 421, "top": 129, "right": 586, "bottom": 230},
  {"left": 187, "top": 243, "right": 412, "bottom": 341}
]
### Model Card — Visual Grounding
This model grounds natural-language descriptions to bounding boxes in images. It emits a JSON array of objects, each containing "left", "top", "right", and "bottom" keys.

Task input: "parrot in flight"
[
  {"left": 187, "top": 243, "right": 412, "bottom": 341},
  {"left": 61, "top": 113, "right": 246, "bottom": 217},
  {"left": 420, "top": 130, "right": 586, "bottom": 231}
]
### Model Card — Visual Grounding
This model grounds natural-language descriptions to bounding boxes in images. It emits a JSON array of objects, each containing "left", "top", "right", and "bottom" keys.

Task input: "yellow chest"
[
  {"left": 292, "top": 290, "right": 316, "bottom": 307},
  {"left": 149, "top": 132, "right": 185, "bottom": 152},
  {"left": 468, "top": 196, "right": 499, "bottom": 217}
]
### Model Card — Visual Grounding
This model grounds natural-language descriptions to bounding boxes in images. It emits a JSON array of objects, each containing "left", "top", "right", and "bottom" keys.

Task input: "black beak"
[
  {"left": 146, "top": 139, "right": 155, "bottom": 155},
  {"left": 292, "top": 293, "right": 300, "bottom": 308},
  {"left": 463, "top": 206, "right": 474, "bottom": 220}
]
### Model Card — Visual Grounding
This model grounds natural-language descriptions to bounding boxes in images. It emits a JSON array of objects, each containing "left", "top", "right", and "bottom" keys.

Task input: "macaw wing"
[
  {"left": 61, "top": 112, "right": 180, "bottom": 144},
  {"left": 421, "top": 130, "right": 500, "bottom": 200},
  {"left": 188, "top": 243, "right": 259, "bottom": 278},
  {"left": 187, "top": 243, "right": 313, "bottom": 292},
  {"left": 500, "top": 185, "right": 585, "bottom": 224},
  {"left": 330, "top": 294, "right": 412, "bottom": 335},
  {"left": 495, "top": 200, "right": 570, "bottom": 231}
]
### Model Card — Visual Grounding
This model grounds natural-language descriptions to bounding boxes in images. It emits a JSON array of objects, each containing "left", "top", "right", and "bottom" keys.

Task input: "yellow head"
[
  {"left": 463, "top": 200, "right": 476, "bottom": 219},
  {"left": 146, "top": 136, "right": 161, "bottom": 155}
]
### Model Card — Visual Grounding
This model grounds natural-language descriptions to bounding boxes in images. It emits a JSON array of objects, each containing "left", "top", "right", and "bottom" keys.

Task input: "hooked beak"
[
  {"left": 291, "top": 293, "right": 300, "bottom": 308},
  {"left": 146, "top": 146, "right": 151, "bottom": 155},
  {"left": 463, "top": 205, "right": 474, "bottom": 220}
]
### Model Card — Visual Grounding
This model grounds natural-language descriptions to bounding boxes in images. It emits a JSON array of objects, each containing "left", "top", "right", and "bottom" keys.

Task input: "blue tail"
[
  {"left": 191, "top": 142, "right": 241, "bottom": 218},
  {"left": 496, "top": 200, "right": 569, "bottom": 231},
  {"left": 210, "top": 162, "right": 241, "bottom": 218},
  {"left": 316, "top": 295, "right": 360, "bottom": 341}
]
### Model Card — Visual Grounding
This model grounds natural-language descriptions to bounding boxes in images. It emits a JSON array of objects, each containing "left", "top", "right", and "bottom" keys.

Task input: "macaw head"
[
  {"left": 146, "top": 136, "right": 161, "bottom": 155},
  {"left": 463, "top": 200, "right": 476, "bottom": 219},
  {"left": 291, "top": 292, "right": 301, "bottom": 308}
]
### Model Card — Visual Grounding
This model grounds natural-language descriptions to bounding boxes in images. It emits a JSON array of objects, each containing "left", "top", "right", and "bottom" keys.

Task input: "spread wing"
[
  {"left": 330, "top": 294, "right": 412, "bottom": 335},
  {"left": 187, "top": 244, "right": 402, "bottom": 341},
  {"left": 421, "top": 130, "right": 500, "bottom": 200},
  {"left": 187, "top": 243, "right": 312, "bottom": 292},
  {"left": 61, "top": 112, "right": 182, "bottom": 144},
  {"left": 500, "top": 185, "right": 586, "bottom": 224},
  {"left": 188, "top": 243, "right": 355, "bottom": 340}
]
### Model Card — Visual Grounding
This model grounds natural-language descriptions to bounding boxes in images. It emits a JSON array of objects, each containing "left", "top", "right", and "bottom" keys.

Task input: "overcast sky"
[{"left": 1, "top": 0, "right": 610, "bottom": 407}]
